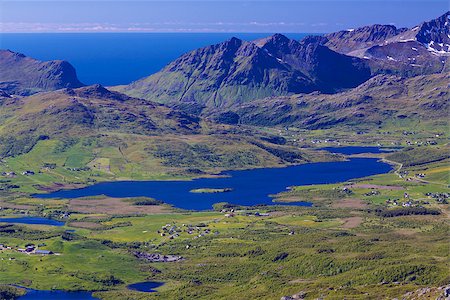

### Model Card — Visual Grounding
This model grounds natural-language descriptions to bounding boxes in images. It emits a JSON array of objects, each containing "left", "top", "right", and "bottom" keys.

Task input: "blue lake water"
[
  {"left": 34, "top": 158, "right": 392, "bottom": 210},
  {"left": 127, "top": 281, "right": 164, "bottom": 293},
  {"left": 321, "top": 146, "right": 402, "bottom": 155},
  {"left": 0, "top": 33, "right": 311, "bottom": 86},
  {"left": 18, "top": 290, "right": 98, "bottom": 300},
  {"left": 0, "top": 217, "right": 65, "bottom": 226}
]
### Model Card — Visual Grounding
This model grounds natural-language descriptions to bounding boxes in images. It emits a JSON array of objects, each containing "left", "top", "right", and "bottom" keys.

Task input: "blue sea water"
[
  {"left": 0, "top": 33, "right": 311, "bottom": 86},
  {"left": 34, "top": 157, "right": 392, "bottom": 211}
]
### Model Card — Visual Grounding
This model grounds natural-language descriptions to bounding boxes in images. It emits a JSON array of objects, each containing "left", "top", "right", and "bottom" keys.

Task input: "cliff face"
[{"left": 0, "top": 50, "right": 84, "bottom": 95}]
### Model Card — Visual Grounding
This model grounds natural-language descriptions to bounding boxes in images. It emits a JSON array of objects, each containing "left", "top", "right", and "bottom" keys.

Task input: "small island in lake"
[{"left": 190, "top": 188, "right": 233, "bottom": 194}]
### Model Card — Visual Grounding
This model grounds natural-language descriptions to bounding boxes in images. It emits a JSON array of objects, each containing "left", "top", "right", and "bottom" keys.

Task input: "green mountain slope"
[{"left": 209, "top": 72, "right": 449, "bottom": 131}]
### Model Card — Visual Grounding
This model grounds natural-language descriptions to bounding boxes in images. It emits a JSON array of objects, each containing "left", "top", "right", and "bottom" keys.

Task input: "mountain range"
[
  {"left": 0, "top": 12, "right": 448, "bottom": 159},
  {"left": 117, "top": 11, "right": 449, "bottom": 109}
]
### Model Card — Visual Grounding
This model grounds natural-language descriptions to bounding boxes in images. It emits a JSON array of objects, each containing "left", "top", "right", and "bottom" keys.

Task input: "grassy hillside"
[{"left": 208, "top": 73, "right": 449, "bottom": 132}]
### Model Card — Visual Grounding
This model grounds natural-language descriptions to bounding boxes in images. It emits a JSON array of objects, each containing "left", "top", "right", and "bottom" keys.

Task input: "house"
[
  {"left": 34, "top": 250, "right": 53, "bottom": 255},
  {"left": 25, "top": 245, "right": 35, "bottom": 253}
]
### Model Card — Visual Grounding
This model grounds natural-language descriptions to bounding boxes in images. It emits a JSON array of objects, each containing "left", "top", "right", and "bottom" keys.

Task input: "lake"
[
  {"left": 127, "top": 281, "right": 164, "bottom": 293},
  {"left": 18, "top": 290, "right": 98, "bottom": 300},
  {"left": 0, "top": 33, "right": 311, "bottom": 86},
  {"left": 0, "top": 216, "right": 65, "bottom": 226},
  {"left": 321, "top": 146, "right": 402, "bottom": 155},
  {"left": 34, "top": 157, "right": 392, "bottom": 210}
]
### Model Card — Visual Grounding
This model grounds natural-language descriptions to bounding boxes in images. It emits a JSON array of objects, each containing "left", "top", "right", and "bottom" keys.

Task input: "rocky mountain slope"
[
  {"left": 324, "top": 12, "right": 450, "bottom": 75},
  {"left": 119, "top": 35, "right": 371, "bottom": 107},
  {"left": 0, "top": 50, "right": 84, "bottom": 96},
  {"left": 209, "top": 72, "right": 449, "bottom": 130},
  {"left": 324, "top": 24, "right": 408, "bottom": 54}
]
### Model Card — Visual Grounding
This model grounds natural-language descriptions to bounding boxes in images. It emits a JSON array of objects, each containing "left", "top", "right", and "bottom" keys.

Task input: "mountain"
[
  {"left": 209, "top": 72, "right": 449, "bottom": 130},
  {"left": 324, "top": 24, "right": 408, "bottom": 54},
  {"left": 0, "top": 50, "right": 84, "bottom": 96},
  {"left": 118, "top": 13, "right": 448, "bottom": 109},
  {"left": 0, "top": 85, "right": 201, "bottom": 156},
  {"left": 118, "top": 35, "right": 371, "bottom": 108},
  {"left": 0, "top": 84, "right": 326, "bottom": 169},
  {"left": 323, "top": 12, "right": 450, "bottom": 75}
]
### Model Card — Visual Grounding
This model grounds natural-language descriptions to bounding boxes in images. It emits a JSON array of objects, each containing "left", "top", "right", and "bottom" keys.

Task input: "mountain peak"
[
  {"left": 414, "top": 11, "right": 450, "bottom": 52},
  {"left": 222, "top": 37, "right": 243, "bottom": 49},
  {"left": 254, "top": 33, "right": 290, "bottom": 48},
  {"left": 270, "top": 33, "right": 290, "bottom": 42}
]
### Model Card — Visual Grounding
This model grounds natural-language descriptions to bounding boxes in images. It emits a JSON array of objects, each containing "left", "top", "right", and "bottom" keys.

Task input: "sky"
[{"left": 0, "top": 0, "right": 448, "bottom": 33}]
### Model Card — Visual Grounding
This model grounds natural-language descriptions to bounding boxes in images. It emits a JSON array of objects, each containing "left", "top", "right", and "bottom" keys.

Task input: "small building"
[
  {"left": 25, "top": 245, "right": 35, "bottom": 253},
  {"left": 34, "top": 250, "right": 53, "bottom": 255},
  {"left": 22, "top": 170, "right": 35, "bottom": 176}
]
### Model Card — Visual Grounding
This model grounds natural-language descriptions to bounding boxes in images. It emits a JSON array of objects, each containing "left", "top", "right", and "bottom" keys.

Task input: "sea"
[{"left": 0, "top": 33, "right": 311, "bottom": 86}]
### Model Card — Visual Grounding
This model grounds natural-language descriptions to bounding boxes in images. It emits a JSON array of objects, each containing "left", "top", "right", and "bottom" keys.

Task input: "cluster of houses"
[
  {"left": 21, "top": 170, "right": 35, "bottom": 176},
  {"left": 1, "top": 172, "right": 16, "bottom": 177},
  {"left": 156, "top": 209, "right": 271, "bottom": 241},
  {"left": 385, "top": 198, "right": 421, "bottom": 208},
  {"left": 0, "top": 243, "right": 55, "bottom": 256},
  {"left": 385, "top": 191, "right": 448, "bottom": 207},
  {"left": 405, "top": 140, "right": 437, "bottom": 146},
  {"left": 66, "top": 167, "right": 91, "bottom": 172},
  {"left": 310, "top": 139, "right": 340, "bottom": 145},
  {"left": 133, "top": 251, "right": 184, "bottom": 262},
  {"left": 365, "top": 190, "right": 380, "bottom": 196},
  {"left": 0, "top": 170, "right": 35, "bottom": 177},
  {"left": 425, "top": 192, "right": 449, "bottom": 204},
  {"left": 220, "top": 208, "right": 271, "bottom": 218},
  {"left": 157, "top": 223, "right": 217, "bottom": 240}
]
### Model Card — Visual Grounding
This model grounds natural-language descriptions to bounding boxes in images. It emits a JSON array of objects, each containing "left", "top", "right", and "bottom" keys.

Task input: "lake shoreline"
[{"left": 33, "top": 156, "right": 393, "bottom": 211}]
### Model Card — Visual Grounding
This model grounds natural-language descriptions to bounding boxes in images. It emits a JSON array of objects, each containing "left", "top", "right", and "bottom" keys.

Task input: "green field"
[{"left": 0, "top": 142, "right": 448, "bottom": 299}]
